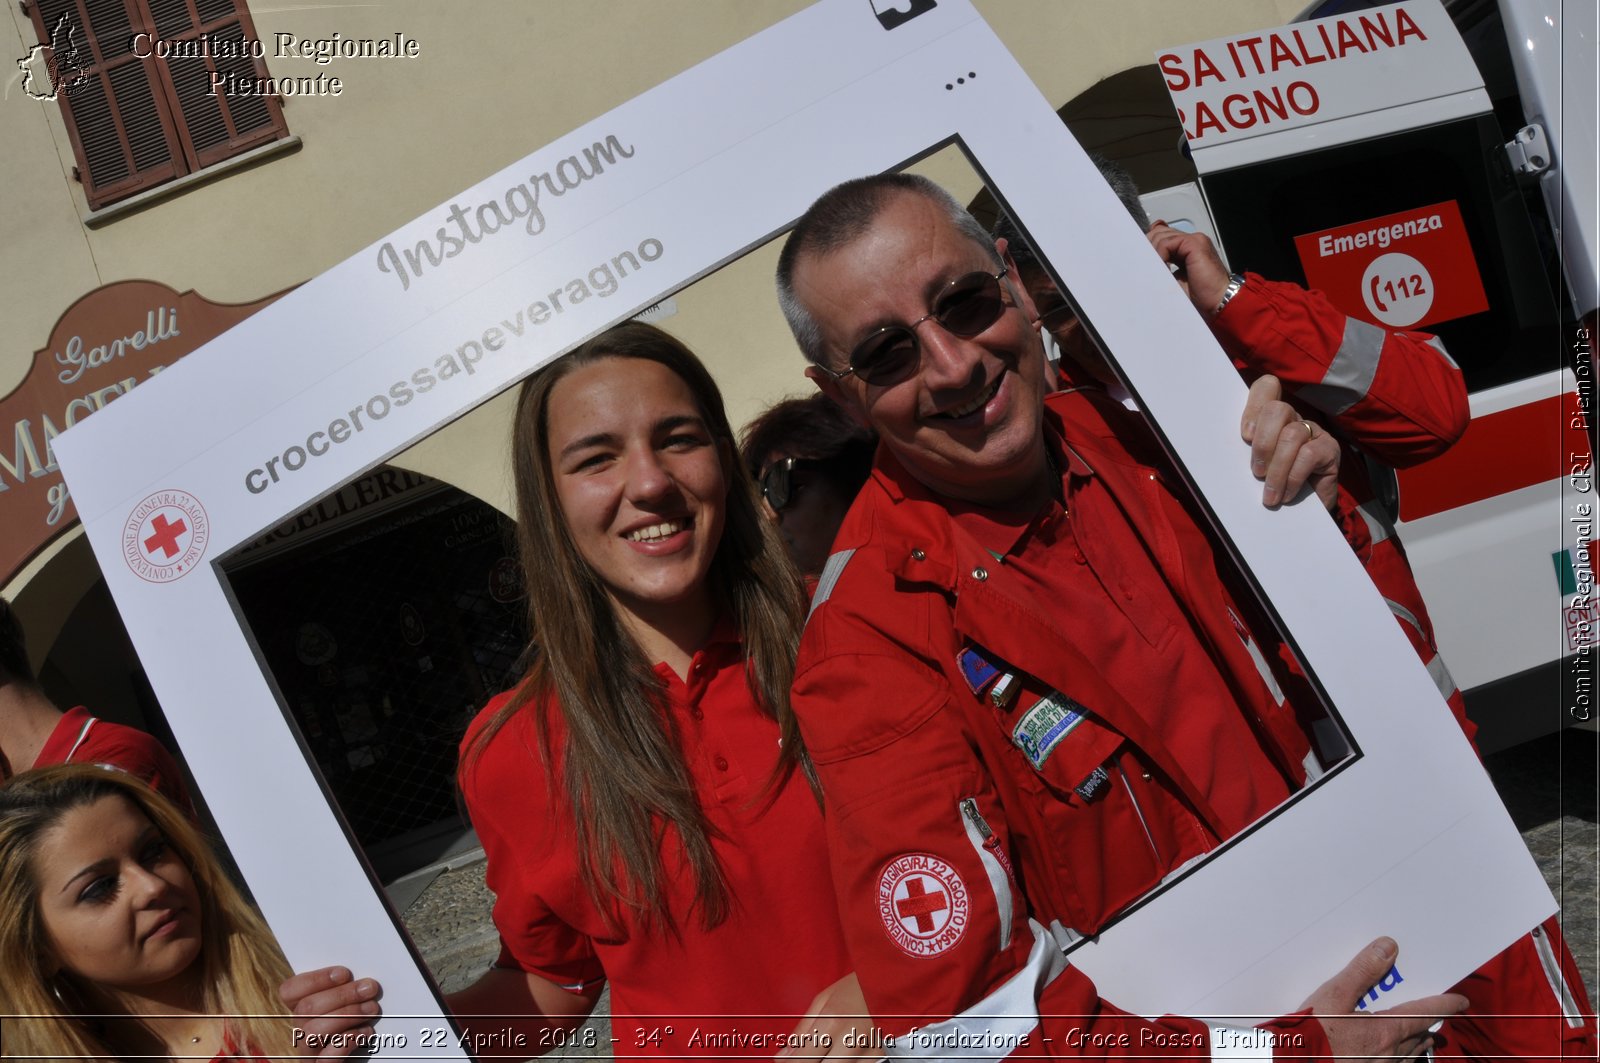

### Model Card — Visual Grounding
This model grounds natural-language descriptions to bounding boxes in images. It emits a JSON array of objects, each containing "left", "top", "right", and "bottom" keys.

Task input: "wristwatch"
[{"left": 1211, "top": 273, "right": 1246, "bottom": 317}]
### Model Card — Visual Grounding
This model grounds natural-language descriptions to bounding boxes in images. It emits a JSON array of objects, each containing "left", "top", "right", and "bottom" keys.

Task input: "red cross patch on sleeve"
[{"left": 877, "top": 853, "right": 970, "bottom": 957}]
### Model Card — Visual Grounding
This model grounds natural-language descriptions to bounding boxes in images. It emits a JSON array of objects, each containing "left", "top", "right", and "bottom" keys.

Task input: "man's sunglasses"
[{"left": 817, "top": 267, "right": 1012, "bottom": 387}]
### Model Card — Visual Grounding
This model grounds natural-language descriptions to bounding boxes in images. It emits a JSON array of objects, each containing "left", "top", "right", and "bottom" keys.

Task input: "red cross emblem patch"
[
  {"left": 122, "top": 490, "right": 209, "bottom": 584},
  {"left": 877, "top": 853, "right": 969, "bottom": 957}
]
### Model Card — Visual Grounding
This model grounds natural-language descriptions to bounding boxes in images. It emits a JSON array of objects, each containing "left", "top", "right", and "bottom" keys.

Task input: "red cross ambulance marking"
[
  {"left": 143, "top": 513, "right": 188, "bottom": 558},
  {"left": 878, "top": 853, "right": 969, "bottom": 957}
]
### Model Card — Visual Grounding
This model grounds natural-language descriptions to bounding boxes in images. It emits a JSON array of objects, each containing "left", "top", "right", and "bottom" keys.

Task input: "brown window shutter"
[
  {"left": 142, "top": 0, "right": 287, "bottom": 170},
  {"left": 27, "top": 0, "right": 288, "bottom": 211},
  {"left": 31, "top": 0, "right": 184, "bottom": 209}
]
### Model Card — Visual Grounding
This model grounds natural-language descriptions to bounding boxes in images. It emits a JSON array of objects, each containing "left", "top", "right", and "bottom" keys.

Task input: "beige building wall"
[{"left": 2, "top": 0, "right": 1303, "bottom": 612}]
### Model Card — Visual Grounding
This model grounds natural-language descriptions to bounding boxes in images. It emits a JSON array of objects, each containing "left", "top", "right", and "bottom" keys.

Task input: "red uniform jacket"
[
  {"left": 792, "top": 395, "right": 1329, "bottom": 1059},
  {"left": 1211, "top": 274, "right": 1473, "bottom": 740}
]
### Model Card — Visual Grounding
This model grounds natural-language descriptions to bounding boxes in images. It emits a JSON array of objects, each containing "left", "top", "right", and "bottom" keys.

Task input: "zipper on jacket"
[
  {"left": 1116, "top": 766, "right": 1162, "bottom": 866},
  {"left": 1530, "top": 924, "right": 1586, "bottom": 1026},
  {"left": 960, "top": 798, "right": 1013, "bottom": 952}
]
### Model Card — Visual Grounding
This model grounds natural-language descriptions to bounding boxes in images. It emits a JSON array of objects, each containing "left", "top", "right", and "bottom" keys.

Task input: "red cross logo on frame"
[
  {"left": 878, "top": 853, "right": 969, "bottom": 957},
  {"left": 144, "top": 512, "right": 188, "bottom": 558},
  {"left": 122, "top": 490, "right": 209, "bottom": 584}
]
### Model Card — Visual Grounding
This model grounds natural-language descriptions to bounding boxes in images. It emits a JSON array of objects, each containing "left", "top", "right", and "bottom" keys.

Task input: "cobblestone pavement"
[
  {"left": 402, "top": 856, "right": 613, "bottom": 1057},
  {"left": 401, "top": 728, "right": 1598, "bottom": 1056}
]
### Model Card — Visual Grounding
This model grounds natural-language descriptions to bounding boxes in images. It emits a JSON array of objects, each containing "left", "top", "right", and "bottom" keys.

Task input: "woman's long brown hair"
[{"left": 463, "top": 322, "right": 812, "bottom": 933}]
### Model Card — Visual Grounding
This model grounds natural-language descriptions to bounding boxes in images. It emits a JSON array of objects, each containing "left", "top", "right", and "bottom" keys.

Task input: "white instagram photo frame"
[{"left": 53, "top": 0, "right": 1551, "bottom": 1049}]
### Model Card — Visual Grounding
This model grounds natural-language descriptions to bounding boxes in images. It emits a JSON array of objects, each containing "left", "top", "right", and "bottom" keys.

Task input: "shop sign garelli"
[{"left": 0, "top": 281, "right": 287, "bottom": 585}]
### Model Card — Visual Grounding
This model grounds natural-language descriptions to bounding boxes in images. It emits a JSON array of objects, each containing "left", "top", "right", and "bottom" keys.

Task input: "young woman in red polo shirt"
[{"left": 284, "top": 323, "right": 866, "bottom": 1059}]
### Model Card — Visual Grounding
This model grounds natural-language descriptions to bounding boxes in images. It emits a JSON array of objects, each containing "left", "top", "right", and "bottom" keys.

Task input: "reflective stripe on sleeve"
[
  {"left": 1226, "top": 608, "right": 1286, "bottom": 706},
  {"left": 1208, "top": 1025, "right": 1278, "bottom": 1060},
  {"left": 1426, "top": 654, "right": 1458, "bottom": 700},
  {"left": 1387, "top": 594, "right": 1458, "bottom": 700},
  {"left": 1356, "top": 497, "right": 1394, "bottom": 546},
  {"left": 1425, "top": 334, "right": 1460, "bottom": 368},
  {"left": 1384, "top": 597, "right": 1425, "bottom": 638},
  {"left": 1239, "top": 631, "right": 1286, "bottom": 706},
  {"left": 1383, "top": 598, "right": 1462, "bottom": 705},
  {"left": 1297, "top": 317, "right": 1385, "bottom": 416},
  {"left": 1529, "top": 925, "right": 1588, "bottom": 1026},
  {"left": 808, "top": 548, "right": 855, "bottom": 620},
  {"left": 960, "top": 799, "right": 1013, "bottom": 953},
  {"left": 886, "top": 919, "right": 1068, "bottom": 1061}
]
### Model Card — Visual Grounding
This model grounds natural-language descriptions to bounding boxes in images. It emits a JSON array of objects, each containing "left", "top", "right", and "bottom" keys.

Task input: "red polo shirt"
[
  {"left": 459, "top": 625, "right": 851, "bottom": 1058},
  {"left": 34, "top": 705, "right": 192, "bottom": 812}
]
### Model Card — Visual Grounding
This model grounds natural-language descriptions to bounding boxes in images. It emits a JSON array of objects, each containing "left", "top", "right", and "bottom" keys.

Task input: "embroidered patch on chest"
[
  {"left": 956, "top": 645, "right": 1003, "bottom": 694},
  {"left": 877, "top": 853, "right": 970, "bottom": 957},
  {"left": 1011, "top": 691, "right": 1087, "bottom": 769}
]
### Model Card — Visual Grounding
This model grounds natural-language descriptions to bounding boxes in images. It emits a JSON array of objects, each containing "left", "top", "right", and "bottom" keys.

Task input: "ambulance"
[{"left": 1145, "top": 0, "right": 1596, "bottom": 750}]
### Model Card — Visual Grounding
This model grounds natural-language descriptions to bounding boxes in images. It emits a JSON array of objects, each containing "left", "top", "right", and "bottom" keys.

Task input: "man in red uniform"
[
  {"left": 999, "top": 172, "right": 1594, "bottom": 1058},
  {"left": 0, "top": 598, "right": 191, "bottom": 811},
  {"left": 775, "top": 173, "right": 1472, "bottom": 1060}
]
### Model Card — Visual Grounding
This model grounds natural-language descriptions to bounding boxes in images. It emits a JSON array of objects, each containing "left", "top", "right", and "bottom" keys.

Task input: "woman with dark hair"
[
  {"left": 739, "top": 394, "right": 876, "bottom": 578},
  {"left": 286, "top": 323, "right": 866, "bottom": 1059},
  {"left": 0, "top": 764, "right": 298, "bottom": 1062}
]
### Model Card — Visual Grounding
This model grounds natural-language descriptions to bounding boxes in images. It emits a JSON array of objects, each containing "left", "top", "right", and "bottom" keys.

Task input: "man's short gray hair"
[{"left": 776, "top": 173, "right": 1001, "bottom": 366}]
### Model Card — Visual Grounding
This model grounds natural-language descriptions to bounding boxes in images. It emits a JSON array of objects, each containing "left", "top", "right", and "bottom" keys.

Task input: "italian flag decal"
[{"left": 1554, "top": 545, "right": 1599, "bottom": 650}]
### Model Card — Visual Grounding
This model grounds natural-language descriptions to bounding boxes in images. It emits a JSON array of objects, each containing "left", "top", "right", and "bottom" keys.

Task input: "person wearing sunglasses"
[
  {"left": 773, "top": 172, "right": 1469, "bottom": 1062},
  {"left": 739, "top": 394, "right": 876, "bottom": 578},
  {"left": 994, "top": 163, "right": 1593, "bottom": 1061}
]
